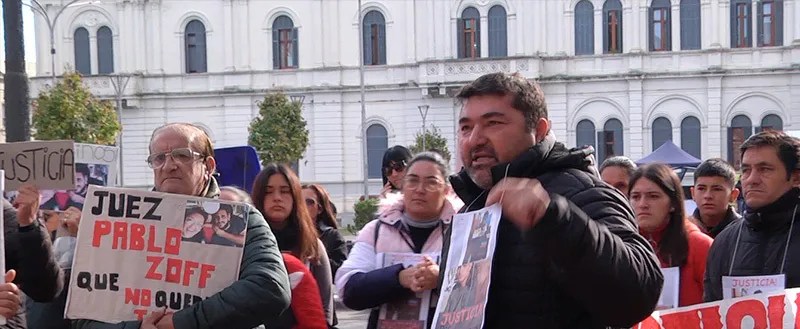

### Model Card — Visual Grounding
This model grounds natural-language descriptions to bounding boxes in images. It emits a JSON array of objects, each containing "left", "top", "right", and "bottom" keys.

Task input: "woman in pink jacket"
[{"left": 336, "top": 152, "right": 463, "bottom": 329}]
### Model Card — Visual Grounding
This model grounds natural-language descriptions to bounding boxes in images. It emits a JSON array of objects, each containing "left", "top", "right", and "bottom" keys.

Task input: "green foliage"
[
  {"left": 248, "top": 92, "right": 309, "bottom": 166},
  {"left": 32, "top": 71, "right": 121, "bottom": 145},
  {"left": 346, "top": 197, "right": 379, "bottom": 235},
  {"left": 409, "top": 125, "right": 451, "bottom": 162}
]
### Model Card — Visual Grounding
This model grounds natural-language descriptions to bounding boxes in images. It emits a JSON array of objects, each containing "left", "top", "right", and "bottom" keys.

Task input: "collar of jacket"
[
  {"left": 376, "top": 192, "right": 464, "bottom": 226},
  {"left": 692, "top": 206, "right": 742, "bottom": 236},
  {"left": 449, "top": 133, "right": 594, "bottom": 206},
  {"left": 151, "top": 176, "right": 221, "bottom": 199},
  {"left": 744, "top": 187, "right": 800, "bottom": 231}
]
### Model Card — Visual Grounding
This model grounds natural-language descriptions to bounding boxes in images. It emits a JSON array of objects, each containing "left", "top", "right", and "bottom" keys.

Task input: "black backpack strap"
[{"left": 373, "top": 220, "right": 382, "bottom": 247}]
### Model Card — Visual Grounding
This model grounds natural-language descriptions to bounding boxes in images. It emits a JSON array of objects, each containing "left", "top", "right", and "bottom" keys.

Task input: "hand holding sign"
[
  {"left": 155, "top": 313, "right": 175, "bottom": 329},
  {"left": 485, "top": 178, "right": 550, "bottom": 232},
  {"left": 0, "top": 270, "right": 20, "bottom": 319},
  {"left": 12, "top": 183, "right": 40, "bottom": 227},
  {"left": 412, "top": 256, "right": 440, "bottom": 292},
  {"left": 140, "top": 308, "right": 167, "bottom": 329},
  {"left": 63, "top": 206, "right": 81, "bottom": 237}
]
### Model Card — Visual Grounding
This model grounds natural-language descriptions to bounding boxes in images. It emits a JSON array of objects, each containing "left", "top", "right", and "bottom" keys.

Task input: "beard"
[{"left": 467, "top": 167, "right": 493, "bottom": 190}]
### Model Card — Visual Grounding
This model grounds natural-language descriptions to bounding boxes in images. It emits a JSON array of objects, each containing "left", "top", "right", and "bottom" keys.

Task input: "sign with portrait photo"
[{"left": 65, "top": 186, "right": 248, "bottom": 323}]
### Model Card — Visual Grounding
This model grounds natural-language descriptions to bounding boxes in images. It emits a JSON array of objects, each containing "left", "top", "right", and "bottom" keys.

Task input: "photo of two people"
[{"left": 182, "top": 202, "right": 247, "bottom": 247}]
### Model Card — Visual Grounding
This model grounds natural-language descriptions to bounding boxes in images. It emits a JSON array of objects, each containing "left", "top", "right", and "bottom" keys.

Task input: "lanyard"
[{"left": 728, "top": 204, "right": 798, "bottom": 276}]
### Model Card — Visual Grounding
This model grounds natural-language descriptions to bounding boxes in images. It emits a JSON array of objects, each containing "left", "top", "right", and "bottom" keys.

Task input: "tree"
[
  {"left": 346, "top": 197, "right": 379, "bottom": 235},
  {"left": 409, "top": 125, "right": 451, "bottom": 162},
  {"left": 248, "top": 92, "right": 309, "bottom": 167},
  {"left": 32, "top": 71, "right": 120, "bottom": 145}
]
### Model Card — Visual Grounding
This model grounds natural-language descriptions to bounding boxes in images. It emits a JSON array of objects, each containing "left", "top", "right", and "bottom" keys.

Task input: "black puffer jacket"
[
  {"left": 704, "top": 187, "right": 800, "bottom": 302},
  {"left": 440, "top": 136, "right": 663, "bottom": 328}
]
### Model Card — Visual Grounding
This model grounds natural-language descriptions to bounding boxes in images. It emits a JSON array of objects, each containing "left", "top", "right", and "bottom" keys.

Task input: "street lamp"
[
  {"left": 24, "top": 0, "right": 100, "bottom": 80},
  {"left": 108, "top": 73, "right": 131, "bottom": 186},
  {"left": 290, "top": 95, "right": 305, "bottom": 105},
  {"left": 418, "top": 105, "right": 429, "bottom": 151}
]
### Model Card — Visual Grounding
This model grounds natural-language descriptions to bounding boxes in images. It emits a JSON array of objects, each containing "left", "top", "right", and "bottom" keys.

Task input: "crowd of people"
[{"left": 0, "top": 72, "right": 797, "bottom": 329}]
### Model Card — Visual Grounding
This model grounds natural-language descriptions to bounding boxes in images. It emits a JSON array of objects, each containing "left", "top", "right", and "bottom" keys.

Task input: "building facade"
[{"left": 29, "top": 0, "right": 800, "bottom": 216}]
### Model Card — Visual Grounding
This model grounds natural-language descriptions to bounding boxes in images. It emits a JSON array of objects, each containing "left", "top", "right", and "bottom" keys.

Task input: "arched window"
[
  {"left": 488, "top": 5, "right": 507, "bottom": 57},
  {"left": 362, "top": 10, "right": 386, "bottom": 65},
  {"left": 366, "top": 124, "right": 388, "bottom": 179},
  {"left": 97, "top": 26, "right": 114, "bottom": 74},
  {"left": 598, "top": 118, "right": 624, "bottom": 161},
  {"left": 184, "top": 20, "right": 207, "bottom": 73},
  {"left": 729, "top": 115, "right": 752, "bottom": 169},
  {"left": 458, "top": 7, "right": 481, "bottom": 59},
  {"left": 576, "top": 119, "right": 596, "bottom": 149},
  {"left": 272, "top": 15, "right": 298, "bottom": 69},
  {"left": 680, "top": 0, "right": 701, "bottom": 50},
  {"left": 574, "top": 0, "right": 595, "bottom": 55},
  {"left": 731, "top": 0, "right": 752, "bottom": 48},
  {"left": 760, "top": 114, "right": 783, "bottom": 132},
  {"left": 603, "top": 0, "right": 623, "bottom": 54},
  {"left": 652, "top": 117, "right": 673, "bottom": 150},
  {"left": 74, "top": 27, "right": 91, "bottom": 75},
  {"left": 681, "top": 116, "right": 701, "bottom": 158},
  {"left": 649, "top": 0, "right": 672, "bottom": 51}
]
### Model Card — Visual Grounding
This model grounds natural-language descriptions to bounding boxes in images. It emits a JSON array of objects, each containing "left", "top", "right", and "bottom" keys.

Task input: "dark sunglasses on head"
[{"left": 384, "top": 161, "right": 406, "bottom": 175}]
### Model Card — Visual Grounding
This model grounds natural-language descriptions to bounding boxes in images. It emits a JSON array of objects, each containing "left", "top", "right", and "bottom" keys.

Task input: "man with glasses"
[{"left": 73, "top": 123, "right": 291, "bottom": 329}]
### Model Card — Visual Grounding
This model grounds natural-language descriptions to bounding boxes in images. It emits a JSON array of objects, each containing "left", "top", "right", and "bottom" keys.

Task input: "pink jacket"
[{"left": 335, "top": 193, "right": 464, "bottom": 291}]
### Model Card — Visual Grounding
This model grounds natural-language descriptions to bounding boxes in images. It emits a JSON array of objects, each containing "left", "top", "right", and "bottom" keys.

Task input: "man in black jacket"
[
  {"left": 704, "top": 131, "right": 800, "bottom": 302},
  {"left": 438, "top": 72, "right": 663, "bottom": 328}
]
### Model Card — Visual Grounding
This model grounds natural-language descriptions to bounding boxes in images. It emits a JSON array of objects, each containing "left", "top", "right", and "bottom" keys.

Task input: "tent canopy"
[
  {"left": 636, "top": 141, "right": 701, "bottom": 168},
  {"left": 214, "top": 146, "right": 261, "bottom": 193}
]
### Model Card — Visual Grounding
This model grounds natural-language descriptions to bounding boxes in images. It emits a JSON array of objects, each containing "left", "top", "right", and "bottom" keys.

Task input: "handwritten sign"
[
  {"left": 37, "top": 143, "right": 119, "bottom": 212},
  {"left": 65, "top": 186, "right": 248, "bottom": 323},
  {"left": 0, "top": 140, "right": 75, "bottom": 190},
  {"left": 635, "top": 287, "right": 800, "bottom": 328}
]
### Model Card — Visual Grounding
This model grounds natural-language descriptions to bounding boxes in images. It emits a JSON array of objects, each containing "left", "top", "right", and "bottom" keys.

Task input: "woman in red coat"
[{"left": 629, "top": 163, "right": 712, "bottom": 308}]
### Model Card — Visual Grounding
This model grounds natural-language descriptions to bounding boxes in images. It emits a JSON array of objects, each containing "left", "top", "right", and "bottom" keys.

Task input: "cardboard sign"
[
  {"left": 65, "top": 186, "right": 248, "bottom": 323},
  {"left": 0, "top": 140, "right": 75, "bottom": 190},
  {"left": 635, "top": 287, "right": 800, "bottom": 328},
  {"left": 35, "top": 143, "right": 119, "bottom": 212},
  {"left": 377, "top": 253, "right": 439, "bottom": 329}
]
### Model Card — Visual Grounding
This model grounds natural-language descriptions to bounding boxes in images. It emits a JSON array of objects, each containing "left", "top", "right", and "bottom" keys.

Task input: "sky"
[{"left": 0, "top": 1, "right": 42, "bottom": 67}]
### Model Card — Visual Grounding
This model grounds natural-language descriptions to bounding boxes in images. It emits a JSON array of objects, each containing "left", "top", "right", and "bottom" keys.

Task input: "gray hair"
[
  {"left": 220, "top": 186, "right": 253, "bottom": 204},
  {"left": 599, "top": 156, "right": 638, "bottom": 177}
]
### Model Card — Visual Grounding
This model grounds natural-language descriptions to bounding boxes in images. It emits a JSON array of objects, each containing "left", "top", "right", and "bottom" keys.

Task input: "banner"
[
  {"left": 0, "top": 140, "right": 75, "bottom": 190},
  {"left": 635, "top": 287, "right": 800, "bottom": 328},
  {"left": 34, "top": 143, "right": 119, "bottom": 212},
  {"left": 65, "top": 186, "right": 248, "bottom": 323},
  {"left": 432, "top": 204, "right": 501, "bottom": 329}
]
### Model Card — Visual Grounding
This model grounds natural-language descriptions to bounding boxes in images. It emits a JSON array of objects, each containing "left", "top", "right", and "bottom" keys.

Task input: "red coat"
[
  {"left": 283, "top": 253, "right": 328, "bottom": 329},
  {"left": 642, "top": 220, "right": 713, "bottom": 307}
]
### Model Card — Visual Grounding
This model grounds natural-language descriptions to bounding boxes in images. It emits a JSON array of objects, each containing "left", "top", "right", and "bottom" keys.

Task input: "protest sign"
[
  {"left": 635, "top": 287, "right": 800, "bottom": 328},
  {"left": 432, "top": 204, "right": 501, "bottom": 329},
  {"left": 723, "top": 274, "right": 785, "bottom": 299},
  {"left": 656, "top": 267, "right": 680, "bottom": 310},
  {"left": 377, "top": 253, "right": 439, "bottom": 329},
  {"left": 0, "top": 140, "right": 75, "bottom": 190},
  {"left": 65, "top": 186, "right": 248, "bottom": 323},
  {"left": 33, "top": 143, "right": 119, "bottom": 212}
]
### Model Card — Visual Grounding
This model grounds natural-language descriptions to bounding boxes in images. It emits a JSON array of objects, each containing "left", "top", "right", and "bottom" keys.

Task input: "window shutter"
[
  {"left": 292, "top": 28, "right": 299, "bottom": 68},
  {"left": 596, "top": 131, "right": 606, "bottom": 161},
  {"left": 757, "top": 2, "right": 764, "bottom": 46},
  {"left": 362, "top": 22, "right": 371, "bottom": 65},
  {"left": 648, "top": 7, "right": 655, "bottom": 51},
  {"left": 457, "top": 19, "right": 465, "bottom": 58},
  {"left": 777, "top": 0, "right": 784, "bottom": 45},
  {"left": 378, "top": 21, "right": 386, "bottom": 64},
  {"left": 272, "top": 29, "right": 280, "bottom": 69}
]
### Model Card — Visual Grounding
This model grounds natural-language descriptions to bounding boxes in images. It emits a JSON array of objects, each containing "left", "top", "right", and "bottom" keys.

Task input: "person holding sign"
[
  {"left": 704, "top": 131, "right": 800, "bottom": 302},
  {"left": 440, "top": 72, "right": 663, "bottom": 328},
  {"left": 336, "top": 152, "right": 463, "bottom": 329},
  {"left": 72, "top": 123, "right": 291, "bottom": 329},
  {"left": 0, "top": 183, "right": 64, "bottom": 328},
  {"left": 251, "top": 164, "right": 335, "bottom": 328},
  {"left": 629, "top": 164, "right": 712, "bottom": 308}
]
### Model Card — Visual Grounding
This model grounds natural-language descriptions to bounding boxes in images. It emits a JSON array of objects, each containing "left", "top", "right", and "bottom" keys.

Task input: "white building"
[{"left": 29, "top": 0, "right": 800, "bottom": 216}]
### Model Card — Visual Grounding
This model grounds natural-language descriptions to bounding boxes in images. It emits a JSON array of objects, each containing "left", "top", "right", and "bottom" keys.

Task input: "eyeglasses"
[
  {"left": 384, "top": 161, "right": 406, "bottom": 176},
  {"left": 403, "top": 177, "right": 444, "bottom": 192},
  {"left": 146, "top": 148, "right": 205, "bottom": 169},
  {"left": 305, "top": 198, "right": 317, "bottom": 207}
]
